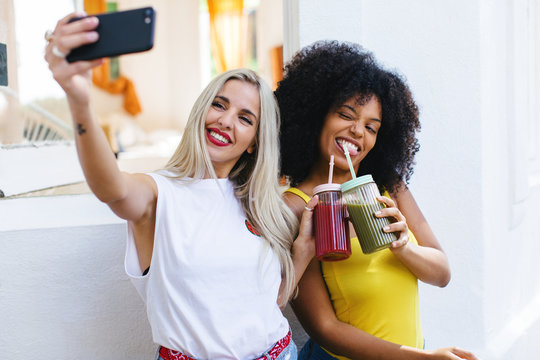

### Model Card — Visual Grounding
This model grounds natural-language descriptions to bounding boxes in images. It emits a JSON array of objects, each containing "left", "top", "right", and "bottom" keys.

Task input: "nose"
[
  {"left": 217, "top": 111, "right": 234, "bottom": 129},
  {"left": 350, "top": 121, "right": 363, "bottom": 138}
]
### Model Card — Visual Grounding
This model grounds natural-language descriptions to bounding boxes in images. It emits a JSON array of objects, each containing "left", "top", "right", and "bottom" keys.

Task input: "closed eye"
[
  {"left": 212, "top": 101, "right": 226, "bottom": 110},
  {"left": 338, "top": 112, "right": 354, "bottom": 121},
  {"left": 240, "top": 116, "right": 254, "bottom": 125},
  {"left": 366, "top": 126, "right": 377, "bottom": 134}
]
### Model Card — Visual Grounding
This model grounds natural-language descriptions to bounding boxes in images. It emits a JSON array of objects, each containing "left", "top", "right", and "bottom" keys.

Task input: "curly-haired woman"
[{"left": 276, "top": 41, "right": 477, "bottom": 360}]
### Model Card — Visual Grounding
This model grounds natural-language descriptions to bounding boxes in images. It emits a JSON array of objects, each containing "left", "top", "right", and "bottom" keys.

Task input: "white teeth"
[
  {"left": 210, "top": 131, "right": 229, "bottom": 143},
  {"left": 338, "top": 139, "right": 358, "bottom": 152}
]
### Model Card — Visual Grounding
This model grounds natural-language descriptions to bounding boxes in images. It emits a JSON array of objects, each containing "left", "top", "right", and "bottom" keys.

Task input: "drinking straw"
[
  {"left": 328, "top": 155, "right": 335, "bottom": 183},
  {"left": 343, "top": 146, "right": 357, "bottom": 179}
]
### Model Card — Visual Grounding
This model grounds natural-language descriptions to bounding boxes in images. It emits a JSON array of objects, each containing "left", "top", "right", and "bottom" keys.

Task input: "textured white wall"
[
  {"left": 0, "top": 142, "right": 84, "bottom": 197},
  {"left": 353, "top": 0, "right": 485, "bottom": 353},
  {"left": 0, "top": 195, "right": 155, "bottom": 359},
  {"left": 289, "top": 0, "right": 540, "bottom": 358},
  {"left": 480, "top": 1, "right": 540, "bottom": 358}
]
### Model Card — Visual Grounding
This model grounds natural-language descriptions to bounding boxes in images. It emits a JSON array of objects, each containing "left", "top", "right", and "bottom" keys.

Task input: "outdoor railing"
[{"left": 0, "top": 86, "right": 73, "bottom": 143}]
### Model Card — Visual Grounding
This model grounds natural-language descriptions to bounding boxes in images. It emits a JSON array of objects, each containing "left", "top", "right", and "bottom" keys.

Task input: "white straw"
[
  {"left": 343, "top": 146, "right": 356, "bottom": 179},
  {"left": 328, "top": 155, "right": 334, "bottom": 183}
]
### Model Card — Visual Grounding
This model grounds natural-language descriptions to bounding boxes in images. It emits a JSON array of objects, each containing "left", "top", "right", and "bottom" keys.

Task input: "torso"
[
  {"left": 125, "top": 172, "right": 289, "bottom": 359},
  {"left": 284, "top": 187, "right": 423, "bottom": 356}
]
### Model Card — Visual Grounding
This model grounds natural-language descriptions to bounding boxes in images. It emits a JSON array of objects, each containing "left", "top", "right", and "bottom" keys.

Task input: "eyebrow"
[
  {"left": 342, "top": 104, "right": 381, "bottom": 123},
  {"left": 215, "top": 95, "right": 258, "bottom": 120}
]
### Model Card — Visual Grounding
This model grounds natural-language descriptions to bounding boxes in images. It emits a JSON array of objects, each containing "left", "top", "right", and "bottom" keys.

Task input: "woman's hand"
[
  {"left": 44, "top": 12, "right": 103, "bottom": 106},
  {"left": 284, "top": 194, "right": 319, "bottom": 302},
  {"left": 375, "top": 195, "right": 409, "bottom": 251},
  {"left": 427, "top": 347, "right": 479, "bottom": 360},
  {"left": 376, "top": 188, "right": 450, "bottom": 286},
  {"left": 292, "top": 195, "right": 319, "bottom": 263}
]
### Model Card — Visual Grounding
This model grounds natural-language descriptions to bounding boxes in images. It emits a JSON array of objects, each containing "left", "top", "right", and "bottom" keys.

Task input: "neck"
[
  {"left": 209, "top": 162, "right": 234, "bottom": 179},
  {"left": 204, "top": 169, "right": 231, "bottom": 179}
]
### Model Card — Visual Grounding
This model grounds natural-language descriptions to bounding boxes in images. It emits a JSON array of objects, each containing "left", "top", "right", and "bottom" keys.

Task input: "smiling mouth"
[
  {"left": 207, "top": 129, "right": 231, "bottom": 146},
  {"left": 337, "top": 139, "right": 359, "bottom": 155}
]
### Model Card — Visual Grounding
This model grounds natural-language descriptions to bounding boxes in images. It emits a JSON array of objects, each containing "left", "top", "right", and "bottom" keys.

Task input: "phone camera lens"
[{"left": 145, "top": 9, "right": 151, "bottom": 16}]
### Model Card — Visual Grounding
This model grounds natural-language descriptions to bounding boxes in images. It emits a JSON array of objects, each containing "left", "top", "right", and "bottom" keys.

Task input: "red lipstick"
[{"left": 206, "top": 128, "right": 231, "bottom": 147}]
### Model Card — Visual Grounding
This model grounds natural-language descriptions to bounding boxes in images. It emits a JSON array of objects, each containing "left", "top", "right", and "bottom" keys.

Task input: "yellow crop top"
[{"left": 284, "top": 187, "right": 423, "bottom": 359}]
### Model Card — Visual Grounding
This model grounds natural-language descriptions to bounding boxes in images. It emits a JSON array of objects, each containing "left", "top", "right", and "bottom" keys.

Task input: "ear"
[{"left": 246, "top": 142, "right": 256, "bottom": 154}]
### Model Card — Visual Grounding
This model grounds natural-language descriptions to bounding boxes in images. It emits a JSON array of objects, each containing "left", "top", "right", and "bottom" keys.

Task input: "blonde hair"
[{"left": 165, "top": 69, "right": 299, "bottom": 304}]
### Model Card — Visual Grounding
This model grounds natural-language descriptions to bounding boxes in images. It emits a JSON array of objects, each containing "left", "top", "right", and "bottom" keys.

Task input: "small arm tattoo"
[{"left": 77, "top": 123, "right": 87, "bottom": 136}]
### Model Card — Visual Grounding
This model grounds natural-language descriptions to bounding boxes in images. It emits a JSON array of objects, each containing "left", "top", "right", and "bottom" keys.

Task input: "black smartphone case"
[{"left": 66, "top": 7, "right": 155, "bottom": 63}]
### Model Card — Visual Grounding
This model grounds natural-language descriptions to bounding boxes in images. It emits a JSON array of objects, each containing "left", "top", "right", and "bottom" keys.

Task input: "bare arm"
[
  {"left": 290, "top": 195, "right": 318, "bottom": 286},
  {"left": 292, "top": 259, "right": 477, "bottom": 360},
  {"left": 45, "top": 12, "right": 156, "bottom": 222},
  {"left": 277, "top": 193, "right": 318, "bottom": 307},
  {"left": 45, "top": 13, "right": 158, "bottom": 272},
  {"left": 284, "top": 190, "right": 476, "bottom": 360},
  {"left": 377, "top": 186, "right": 450, "bottom": 287},
  {"left": 68, "top": 98, "right": 156, "bottom": 222}
]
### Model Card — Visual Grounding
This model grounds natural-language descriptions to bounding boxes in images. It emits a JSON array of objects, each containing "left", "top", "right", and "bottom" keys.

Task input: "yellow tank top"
[{"left": 284, "top": 187, "right": 423, "bottom": 359}]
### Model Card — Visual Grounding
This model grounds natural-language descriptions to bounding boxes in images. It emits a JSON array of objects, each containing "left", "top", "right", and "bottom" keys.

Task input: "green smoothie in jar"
[{"left": 341, "top": 175, "right": 397, "bottom": 254}]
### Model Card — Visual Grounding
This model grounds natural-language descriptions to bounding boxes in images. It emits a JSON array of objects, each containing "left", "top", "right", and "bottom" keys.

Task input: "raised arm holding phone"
[{"left": 44, "top": 11, "right": 317, "bottom": 360}]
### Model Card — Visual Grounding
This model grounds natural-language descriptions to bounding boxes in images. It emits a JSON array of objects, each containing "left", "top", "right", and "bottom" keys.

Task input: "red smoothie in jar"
[{"left": 313, "top": 184, "right": 351, "bottom": 261}]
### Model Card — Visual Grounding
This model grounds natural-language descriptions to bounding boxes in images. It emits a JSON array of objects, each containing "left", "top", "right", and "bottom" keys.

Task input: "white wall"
[
  {"left": 480, "top": 1, "right": 540, "bottom": 357},
  {"left": 0, "top": 195, "right": 155, "bottom": 359},
  {"left": 287, "top": 0, "right": 540, "bottom": 358}
]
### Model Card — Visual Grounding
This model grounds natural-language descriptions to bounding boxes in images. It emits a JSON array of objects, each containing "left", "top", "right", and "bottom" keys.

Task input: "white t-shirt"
[{"left": 125, "top": 172, "right": 289, "bottom": 359}]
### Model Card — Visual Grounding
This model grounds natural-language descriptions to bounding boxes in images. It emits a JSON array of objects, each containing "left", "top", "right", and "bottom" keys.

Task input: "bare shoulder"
[
  {"left": 124, "top": 172, "right": 158, "bottom": 204},
  {"left": 108, "top": 172, "right": 158, "bottom": 222},
  {"left": 131, "top": 172, "right": 158, "bottom": 192},
  {"left": 389, "top": 184, "right": 428, "bottom": 228},
  {"left": 283, "top": 191, "right": 308, "bottom": 220},
  {"left": 131, "top": 172, "right": 158, "bottom": 213},
  {"left": 389, "top": 183, "right": 443, "bottom": 249}
]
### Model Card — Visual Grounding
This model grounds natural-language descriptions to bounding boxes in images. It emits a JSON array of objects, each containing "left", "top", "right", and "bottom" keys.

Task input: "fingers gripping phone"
[{"left": 66, "top": 7, "right": 156, "bottom": 63}]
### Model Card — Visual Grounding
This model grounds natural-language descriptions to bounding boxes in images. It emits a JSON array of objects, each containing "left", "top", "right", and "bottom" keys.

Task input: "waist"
[{"left": 158, "top": 329, "right": 292, "bottom": 360}]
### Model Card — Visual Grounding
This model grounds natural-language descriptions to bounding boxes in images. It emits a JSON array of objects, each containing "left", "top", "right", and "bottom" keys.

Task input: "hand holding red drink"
[{"left": 312, "top": 155, "right": 352, "bottom": 261}]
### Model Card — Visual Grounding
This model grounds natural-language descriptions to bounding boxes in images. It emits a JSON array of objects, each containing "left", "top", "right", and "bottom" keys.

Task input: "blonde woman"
[{"left": 45, "top": 13, "right": 317, "bottom": 360}]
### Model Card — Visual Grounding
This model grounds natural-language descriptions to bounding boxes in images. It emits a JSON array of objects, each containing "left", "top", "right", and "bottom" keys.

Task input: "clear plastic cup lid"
[
  {"left": 313, "top": 183, "right": 342, "bottom": 194},
  {"left": 340, "top": 174, "right": 374, "bottom": 193}
]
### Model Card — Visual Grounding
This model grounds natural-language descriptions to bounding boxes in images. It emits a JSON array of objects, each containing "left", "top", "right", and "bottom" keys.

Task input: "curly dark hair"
[{"left": 275, "top": 40, "right": 420, "bottom": 193}]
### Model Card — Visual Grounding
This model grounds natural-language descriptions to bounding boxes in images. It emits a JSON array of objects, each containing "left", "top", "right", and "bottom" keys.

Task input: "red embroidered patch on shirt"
[{"left": 245, "top": 219, "right": 261, "bottom": 236}]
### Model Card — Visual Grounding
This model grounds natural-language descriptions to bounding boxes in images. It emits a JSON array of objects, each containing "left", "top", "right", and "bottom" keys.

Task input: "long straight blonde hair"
[{"left": 165, "top": 69, "right": 298, "bottom": 304}]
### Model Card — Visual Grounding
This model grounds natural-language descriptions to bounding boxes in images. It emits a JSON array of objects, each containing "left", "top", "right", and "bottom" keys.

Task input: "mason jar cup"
[
  {"left": 313, "top": 184, "right": 351, "bottom": 261},
  {"left": 340, "top": 175, "right": 397, "bottom": 254}
]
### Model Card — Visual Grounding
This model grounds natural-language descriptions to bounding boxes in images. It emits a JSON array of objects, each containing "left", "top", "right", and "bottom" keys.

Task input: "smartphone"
[{"left": 66, "top": 7, "right": 155, "bottom": 63}]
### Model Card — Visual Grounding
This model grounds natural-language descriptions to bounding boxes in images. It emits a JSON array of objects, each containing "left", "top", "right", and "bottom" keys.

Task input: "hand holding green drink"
[{"left": 341, "top": 147, "right": 397, "bottom": 254}]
